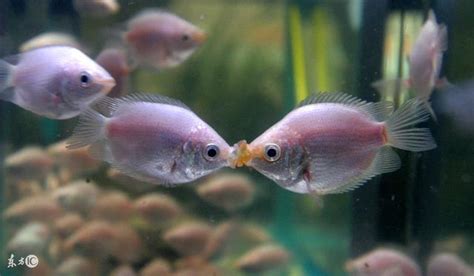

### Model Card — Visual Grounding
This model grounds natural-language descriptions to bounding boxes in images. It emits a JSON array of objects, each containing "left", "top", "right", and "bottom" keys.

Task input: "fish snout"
[
  {"left": 193, "top": 31, "right": 207, "bottom": 44},
  {"left": 97, "top": 76, "right": 116, "bottom": 93}
]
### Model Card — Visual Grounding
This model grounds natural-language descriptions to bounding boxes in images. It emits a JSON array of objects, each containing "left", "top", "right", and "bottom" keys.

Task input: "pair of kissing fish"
[{"left": 66, "top": 92, "right": 436, "bottom": 195}]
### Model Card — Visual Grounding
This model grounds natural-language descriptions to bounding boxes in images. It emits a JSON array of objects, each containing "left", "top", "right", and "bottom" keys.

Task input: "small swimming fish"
[
  {"left": 345, "top": 248, "right": 421, "bottom": 276},
  {"left": 7, "top": 222, "right": 51, "bottom": 256},
  {"left": 231, "top": 93, "right": 436, "bottom": 194},
  {"left": 4, "top": 195, "right": 63, "bottom": 223},
  {"left": 163, "top": 222, "right": 212, "bottom": 256},
  {"left": 139, "top": 259, "right": 171, "bottom": 276},
  {"left": 73, "top": 0, "right": 120, "bottom": 17},
  {"left": 373, "top": 10, "right": 447, "bottom": 118},
  {"left": 124, "top": 9, "right": 207, "bottom": 69},
  {"left": 5, "top": 146, "right": 54, "bottom": 181},
  {"left": 67, "top": 93, "right": 231, "bottom": 185},
  {"left": 95, "top": 48, "right": 130, "bottom": 98},
  {"left": 196, "top": 173, "right": 255, "bottom": 212},
  {"left": 20, "top": 32, "right": 81, "bottom": 52},
  {"left": 91, "top": 191, "right": 133, "bottom": 222},
  {"left": 53, "top": 180, "right": 100, "bottom": 213},
  {"left": 0, "top": 46, "right": 115, "bottom": 119},
  {"left": 235, "top": 244, "right": 290, "bottom": 273},
  {"left": 134, "top": 193, "right": 182, "bottom": 224}
]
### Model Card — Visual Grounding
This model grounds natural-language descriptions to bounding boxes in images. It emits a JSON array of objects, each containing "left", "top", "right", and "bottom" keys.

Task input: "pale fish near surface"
[
  {"left": 0, "top": 46, "right": 115, "bottom": 119},
  {"left": 19, "top": 32, "right": 81, "bottom": 52},
  {"left": 372, "top": 9, "right": 447, "bottom": 119},
  {"left": 67, "top": 93, "right": 231, "bottom": 186},
  {"left": 231, "top": 92, "right": 436, "bottom": 194},
  {"left": 124, "top": 9, "right": 207, "bottom": 70},
  {"left": 73, "top": 0, "right": 120, "bottom": 17}
]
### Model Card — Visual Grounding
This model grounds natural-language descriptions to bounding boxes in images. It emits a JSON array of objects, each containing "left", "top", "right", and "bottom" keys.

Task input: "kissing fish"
[
  {"left": 124, "top": 9, "right": 207, "bottom": 69},
  {"left": 0, "top": 46, "right": 115, "bottom": 119},
  {"left": 231, "top": 93, "right": 436, "bottom": 194},
  {"left": 67, "top": 93, "right": 231, "bottom": 185},
  {"left": 373, "top": 10, "right": 447, "bottom": 119}
]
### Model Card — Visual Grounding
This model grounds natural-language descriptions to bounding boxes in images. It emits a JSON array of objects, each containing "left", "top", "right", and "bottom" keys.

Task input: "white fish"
[
  {"left": 373, "top": 10, "right": 447, "bottom": 119},
  {"left": 124, "top": 9, "right": 207, "bottom": 69},
  {"left": 73, "top": 0, "right": 120, "bottom": 17},
  {"left": 231, "top": 93, "right": 436, "bottom": 194},
  {"left": 0, "top": 46, "right": 115, "bottom": 119},
  {"left": 67, "top": 94, "right": 231, "bottom": 185}
]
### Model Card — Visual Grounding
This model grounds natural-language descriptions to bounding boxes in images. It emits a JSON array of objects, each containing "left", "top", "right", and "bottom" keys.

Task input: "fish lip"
[
  {"left": 193, "top": 31, "right": 207, "bottom": 44},
  {"left": 98, "top": 77, "right": 116, "bottom": 92},
  {"left": 228, "top": 140, "right": 253, "bottom": 168}
]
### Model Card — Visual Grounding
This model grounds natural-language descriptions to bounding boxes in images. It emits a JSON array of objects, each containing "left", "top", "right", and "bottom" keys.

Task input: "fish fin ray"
[
  {"left": 88, "top": 140, "right": 112, "bottom": 162},
  {"left": 299, "top": 92, "right": 393, "bottom": 121},
  {"left": 67, "top": 108, "right": 107, "bottom": 149},
  {"left": 93, "top": 96, "right": 121, "bottom": 117},
  {"left": 328, "top": 147, "right": 400, "bottom": 194},
  {"left": 385, "top": 99, "right": 437, "bottom": 151},
  {"left": 0, "top": 60, "right": 14, "bottom": 93},
  {"left": 120, "top": 93, "right": 191, "bottom": 110}
]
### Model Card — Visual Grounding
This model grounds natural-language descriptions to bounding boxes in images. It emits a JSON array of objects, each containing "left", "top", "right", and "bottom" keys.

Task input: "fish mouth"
[
  {"left": 98, "top": 77, "right": 116, "bottom": 93},
  {"left": 228, "top": 140, "right": 260, "bottom": 168},
  {"left": 193, "top": 31, "right": 207, "bottom": 44}
]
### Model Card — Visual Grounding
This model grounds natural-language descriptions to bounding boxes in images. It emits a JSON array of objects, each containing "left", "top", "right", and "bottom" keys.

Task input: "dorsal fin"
[
  {"left": 121, "top": 93, "right": 191, "bottom": 110},
  {"left": 297, "top": 92, "right": 393, "bottom": 121},
  {"left": 92, "top": 93, "right": 191, "bottom": 117}
]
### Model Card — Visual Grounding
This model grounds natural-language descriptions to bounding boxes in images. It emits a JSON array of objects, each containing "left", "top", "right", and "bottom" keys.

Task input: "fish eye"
[
  {"left": 203, "top": 143, "right": 220, "bottom": 161},
  {"left": 263, "top": 143, "right": 281, "bottom": 162},
  {"left": 80, "top": 72, "right": 91, "bottom": 88},
  {"left": 181, "top": 34, "right": 189, "bottom": 41}
]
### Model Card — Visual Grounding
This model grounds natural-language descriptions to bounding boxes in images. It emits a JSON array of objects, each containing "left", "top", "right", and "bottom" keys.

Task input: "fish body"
[
  {"left": 0, "top": 46, "right": 115, "bottom": 119},
  {"left": 409, "top": 10, "right": 447, "bottom": 101},
  {"left": 235, "top": 244, "right": 290, "bottom": 273},
  {"left": 345, "top": 248, "right": 421, "bottom": 276},
  {"left": 372, "top": 10, "right": 447, "bottom": 119},
  {"left": 73, "top": 0, "right": 119, "bottom": 17},
  {"left": 67, "top": 94, "right": 231, "bottom": 185},
  {"left": 124, "top": 10, "right": 206, "bottom": 69},
  {"left": 234, "top": 93, "right": 436, "bottom": 194}
]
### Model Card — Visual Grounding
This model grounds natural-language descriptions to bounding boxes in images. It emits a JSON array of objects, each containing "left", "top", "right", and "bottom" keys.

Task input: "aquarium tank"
[{"left": 0, "top": 0, "right": 473, "bottom": 275}]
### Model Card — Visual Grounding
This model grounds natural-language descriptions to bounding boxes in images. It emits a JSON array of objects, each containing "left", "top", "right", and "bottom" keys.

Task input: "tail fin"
[
  {"left": 0, "top": 60, "right": 14, "bottom": 92},
  {"left": 385, "top": 98, "right": 437, "bottom": 152},
  {"left": 67, "top": 108, "right": 107, "bottom": 149}
]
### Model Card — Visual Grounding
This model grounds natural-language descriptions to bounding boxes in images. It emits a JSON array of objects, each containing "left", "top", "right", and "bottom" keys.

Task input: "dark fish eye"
[
  {"left": 181, "top": 34, "right": 189, "bottom": 41},
  {"left": 263, "top": 143, "right": 281, "bottom": 162},
  {"left": 204, "top": 143, "right": 219, "bottom": 161},
  {"left": 80, "top": 72, "right": 91, "bottom": 88}
]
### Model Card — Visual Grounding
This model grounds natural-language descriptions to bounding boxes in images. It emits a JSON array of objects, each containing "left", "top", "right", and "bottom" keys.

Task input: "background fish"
[
  {"left": 373, "top": 10, "right": 447, "bottom": 119},
  {"left": 0, "top": 46, "right": 115, "bottom": 119},
  {"left": 233, "top": 93, "right": 436, "bottom": 194},
  {"left": 95, "top": 48, "right": 131, "bottom": 98},
  {"left": 67, "top": 93, "right": 231, "bottom": 185},
  {"left": 345, "top": 248, "right": 421, "bottom": 276},
  {"left": 73, "top": 0, "right": 120, "bottom": 17},
  {"left": 124, "top": 9, "right": 207, "bottom": 69}
]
